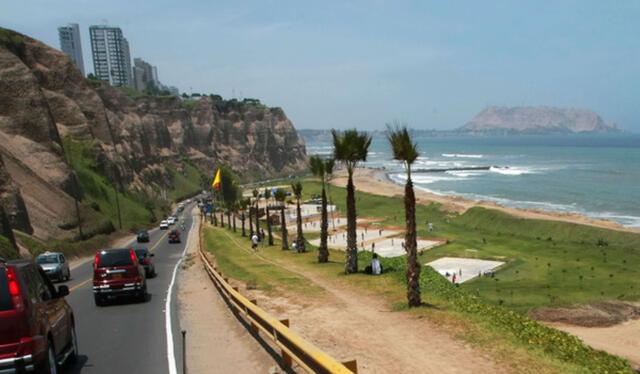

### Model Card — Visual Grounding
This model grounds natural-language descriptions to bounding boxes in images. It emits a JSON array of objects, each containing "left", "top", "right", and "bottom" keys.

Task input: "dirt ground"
[
  {"left": 549, "top": 319, "right": 640, "bottom": 369},
  {"left": 529, "top": 301, "right": 640, "bottom": 327},
  {"left": 177, "top": 215, "right": 282, "bottom": 373},
  {"left": 181, "top": 218, "right": 511, "bottom": 374}
]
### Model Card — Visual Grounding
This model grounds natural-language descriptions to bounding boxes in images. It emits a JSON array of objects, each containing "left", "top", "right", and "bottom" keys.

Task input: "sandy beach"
[{"left": 330, "top": 168, "right": 640, "bottom": 234}]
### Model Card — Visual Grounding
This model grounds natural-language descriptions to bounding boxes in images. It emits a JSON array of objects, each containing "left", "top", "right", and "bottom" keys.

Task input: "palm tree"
[
  {"left": 240, "top": 198, "right": 248, "bottom": 236},
  {"left": 274, "top": 188, "right": 288, "bottom": 250},
  {"left": 248, "top": 194, "right": 254, "bottom": 237},
  {"left": 252, "top": 188, "right": 260, "bottom": 238},
  {"left": 387, "top": 123, "right": 421, "bottom": 307},
  {"left": 219, "top": 166, "right": 238, "bottom": 232},
  {"left": 310, "top": 156, "right": 335, "bottom": 263},
  {"left": 264, "top": 188, "right": 274, "bottom": 245},
  {"left": 332, "top": 129, "right": 372, "bottom": 274},
  {"left": 291, "top": 181, "right": 305, "bottom": 252}
]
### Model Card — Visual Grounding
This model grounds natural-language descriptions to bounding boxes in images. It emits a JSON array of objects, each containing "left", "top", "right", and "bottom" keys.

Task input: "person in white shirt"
[
  {"left": 251, "top": 234, "right": 259, "bottom": 250},
  {"left": 371, "top": 253, "right": 382, "bottom": 275}
]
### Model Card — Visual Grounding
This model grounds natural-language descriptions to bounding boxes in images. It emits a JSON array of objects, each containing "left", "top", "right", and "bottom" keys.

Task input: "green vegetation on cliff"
[{"left": 13, "top": 138, "right": 206, "bottom": 257}]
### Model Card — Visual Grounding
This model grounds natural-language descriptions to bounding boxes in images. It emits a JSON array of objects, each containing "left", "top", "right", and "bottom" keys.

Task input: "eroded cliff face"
[
  {"left": 462, "top": 106, "right": 620, "bottom": 135},
  {"left": 0, "top": 28, "right": 307, "bottom": 239}
]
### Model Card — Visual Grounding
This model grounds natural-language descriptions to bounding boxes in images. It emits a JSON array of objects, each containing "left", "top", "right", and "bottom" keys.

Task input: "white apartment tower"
[
  {"left": 89, "top": 25, "right": 133, "bottom": 87},
  {"left": 58, "top": 23, "right": 85, "bottom": 76}
]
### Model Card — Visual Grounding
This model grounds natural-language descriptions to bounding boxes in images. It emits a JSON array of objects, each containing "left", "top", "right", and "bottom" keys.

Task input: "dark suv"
[
  {"left": 0, "top": 258, "right": 78, "bottom": 373},
  {"left": 136, "top": 229, "right": 150, "bottom": 243},
  {"left": 92, "top": 248, "right": 147, "bottom": 306}
]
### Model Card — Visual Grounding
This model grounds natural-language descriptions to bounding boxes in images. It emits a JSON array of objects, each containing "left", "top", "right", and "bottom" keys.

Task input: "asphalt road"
[{"left": 57, "top": 205, "right": 195, "bottom": 374}]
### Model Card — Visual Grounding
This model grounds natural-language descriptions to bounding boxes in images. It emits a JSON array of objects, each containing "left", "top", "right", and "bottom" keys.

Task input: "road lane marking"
[
  {"left": 70, "top": 278, "right": 92, "bottom": 292},
  {"left": 166, "top": 213, "right": 196, "bottom": 374},
  {"left": 69, "top": 230, "right": 170, "bottom": 293}
]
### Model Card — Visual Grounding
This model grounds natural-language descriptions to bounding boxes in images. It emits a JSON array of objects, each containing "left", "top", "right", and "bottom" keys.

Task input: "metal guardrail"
[{"left": 198, "top": 240, "right": 357, "bottom": 373}]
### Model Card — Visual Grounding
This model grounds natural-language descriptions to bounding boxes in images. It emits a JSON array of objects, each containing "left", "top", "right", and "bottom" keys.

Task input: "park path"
[
  {"left": 214, "top": 226, "right": 512, "bottom": 374},
  {"left": 177, "top": 214, "right": 282, "bottom": 373}
]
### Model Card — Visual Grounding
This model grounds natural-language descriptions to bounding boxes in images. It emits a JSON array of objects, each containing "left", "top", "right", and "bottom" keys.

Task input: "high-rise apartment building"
[
  {"left": 58, "top": 23, "right": 85, "bottom": 76},
  {"left": 133, "top": 57, "right": 155, "bottom": 91},
  {"left": 89, "top": 25, "right": 133, "bottom": 87}
]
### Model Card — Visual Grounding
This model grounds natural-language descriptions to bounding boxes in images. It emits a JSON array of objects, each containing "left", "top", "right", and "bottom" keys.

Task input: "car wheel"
[
  {"left": 43, "top": 341, "right": 58, "bottom": 374},
  {"left": 68, "top": 325, "right": 78, "bottom": 364},
  {"left": 138, "top": 284, "right": 147, "bottom": 302}
]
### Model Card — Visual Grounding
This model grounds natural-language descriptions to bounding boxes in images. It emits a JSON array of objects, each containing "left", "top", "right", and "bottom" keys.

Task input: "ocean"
[{"left": 304, "top": 133, "right": 640, "bottom": 229}]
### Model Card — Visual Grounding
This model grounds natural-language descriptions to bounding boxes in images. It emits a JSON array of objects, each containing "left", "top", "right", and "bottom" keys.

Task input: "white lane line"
[{"left": 166, "top": 213, "right": 196, "bottom": 374}]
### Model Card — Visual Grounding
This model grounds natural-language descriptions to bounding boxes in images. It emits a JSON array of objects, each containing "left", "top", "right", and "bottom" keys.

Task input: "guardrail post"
[
  {"left": 342, "top": 359, "right": 358, "bottom": 373},
  {"left": 182, "top": 330, "right": 187, "bottom": 374},
  {"left": 279, "top": 319, "right": 292, "bottom": 368},
  {"left": 249, "top": 299, "right": 259, "bottom": 333}
]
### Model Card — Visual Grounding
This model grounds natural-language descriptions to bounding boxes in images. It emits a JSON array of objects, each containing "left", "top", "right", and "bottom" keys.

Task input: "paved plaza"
[
  {"left": 426, "top": 257, "right": 505, "bottom": 283},
  {"left": 369, "top": 238, "right": 444, "bottom": 257}
]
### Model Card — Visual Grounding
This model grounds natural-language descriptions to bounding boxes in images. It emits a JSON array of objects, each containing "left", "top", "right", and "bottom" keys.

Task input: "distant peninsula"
[{"left": 459, "top": 106, "right": 621, "bottom": 135}]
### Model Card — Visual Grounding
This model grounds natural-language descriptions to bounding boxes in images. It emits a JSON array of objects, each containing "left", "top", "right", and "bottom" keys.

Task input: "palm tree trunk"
[
  {"left": 318, "top": 185, "right": 329, "bottom": 263},
  {"left": 249, "top": 209, "right": 254, "bottom": 236},
  {"left": 266, "top": 206, "right": 273, "bottom": 245},
  {"left": 241, "top": 214, "right": 246, "bottom": 236},
  {"left": 227, "top": 211, "right": 231, "bottom": 230},
  {"left": 405, "top": 178, "right": 421, "bottom": 307},
  {"left": 219, "top": 210, "right": 224, "bottom": 228},
  {"left": 255, "top": 201, "right": 260, "bottom": 237},
  {"left": 232, "top": 213, "right": 236, "bottom": 232},
  {"left": 213, "top": 211, "right": 217, "bottom": 226},
  {"left": 345, "top": 171, "right": 358, "bottom": 273},
  {"left": 296, "top": 199, "right": 305, "bottom": 252},
  {"left": 280, "top": 206, "right": 288, "bottom": 250}
]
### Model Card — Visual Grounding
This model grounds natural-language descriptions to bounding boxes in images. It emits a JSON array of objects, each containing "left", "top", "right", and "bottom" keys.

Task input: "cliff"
[
  {"left": 461, "top": 106, "right": 620, "bottom": 135},
  {"left": 0, "top": 27, "right": 307, "bottom": 240}
]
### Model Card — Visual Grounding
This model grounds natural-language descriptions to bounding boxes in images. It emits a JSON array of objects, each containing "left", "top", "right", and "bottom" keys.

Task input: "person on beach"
[
  {"left": 251, "top": 233, "right": 259, "bottom": 250},
  {"left": 452, "top": 273, "right": 457, "bottom": 283}
]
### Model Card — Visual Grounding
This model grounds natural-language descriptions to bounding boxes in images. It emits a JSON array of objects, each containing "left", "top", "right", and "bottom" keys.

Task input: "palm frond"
[{"left": 386, "top": 122, "right": 419, "bottom": 165}]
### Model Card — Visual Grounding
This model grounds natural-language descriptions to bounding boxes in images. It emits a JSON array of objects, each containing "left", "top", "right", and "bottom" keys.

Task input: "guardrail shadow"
[{"left": 210, "top": 275, "right": 297, "bottom": 373}]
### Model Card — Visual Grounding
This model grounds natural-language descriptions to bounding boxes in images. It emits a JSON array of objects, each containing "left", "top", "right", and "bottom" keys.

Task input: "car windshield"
[
  {"left": 97, "top": 250, "right": 134, "bottom": 267},
  {"left": 37, "top": 254, "right": 59, "bottom": 264},
  {"left": 138, "top": 230, "right": 147, "bottom": 235},
  {"left": 0, "top": 268, "right": 12, "bottom": 311}
]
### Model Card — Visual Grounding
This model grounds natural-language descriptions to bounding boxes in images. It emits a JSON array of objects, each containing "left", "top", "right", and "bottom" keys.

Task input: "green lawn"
[{"left": 297, "top": 179, "right": 640, "bottom": 313}]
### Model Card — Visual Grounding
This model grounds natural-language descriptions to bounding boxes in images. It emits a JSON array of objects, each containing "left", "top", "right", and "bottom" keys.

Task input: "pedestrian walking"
[{"left": 251, "top": 233, "right": 259, "bottom": 250}]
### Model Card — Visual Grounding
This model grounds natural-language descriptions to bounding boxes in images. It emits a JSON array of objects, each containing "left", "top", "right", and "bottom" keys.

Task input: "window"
[{"left": 97, "top": 249, "right": 133, "bottom": 268}]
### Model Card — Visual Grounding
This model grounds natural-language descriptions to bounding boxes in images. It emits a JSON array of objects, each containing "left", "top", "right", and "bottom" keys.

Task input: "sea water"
[{"left": 304, "top": 134, "right": 640, "bottom": 229}]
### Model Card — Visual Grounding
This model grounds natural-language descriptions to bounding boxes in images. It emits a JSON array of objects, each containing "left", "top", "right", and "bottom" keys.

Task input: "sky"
[{"left": 1, "top": 1, "right": 639, "bottom": 131}]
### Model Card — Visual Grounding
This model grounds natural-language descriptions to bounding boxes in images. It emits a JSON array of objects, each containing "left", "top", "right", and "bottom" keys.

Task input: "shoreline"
[{"left": 331, "top": 167, "right": 640, "bottom": 234}]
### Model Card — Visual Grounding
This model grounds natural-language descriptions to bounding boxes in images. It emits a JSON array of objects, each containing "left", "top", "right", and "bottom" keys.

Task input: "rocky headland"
[{"left": 460, "top": 106, "right": 620, "bottom": 135}]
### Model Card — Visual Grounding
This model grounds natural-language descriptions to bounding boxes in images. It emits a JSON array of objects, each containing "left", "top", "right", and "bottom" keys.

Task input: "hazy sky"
[{"left": 2, "top": 1, "right": 639, "bottom": 131}]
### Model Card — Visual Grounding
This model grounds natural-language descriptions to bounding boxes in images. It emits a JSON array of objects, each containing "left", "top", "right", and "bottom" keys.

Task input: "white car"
[
  {"left": 167, "top": 217, "right": 176, "bottom": 225},
  {"left": 160, "top": 220, "right": 169, "bottom": 230}
]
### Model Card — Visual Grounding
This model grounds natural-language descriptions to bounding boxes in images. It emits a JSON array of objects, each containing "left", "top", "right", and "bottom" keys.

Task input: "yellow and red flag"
[{"left": 211, "top": 168, "right": 221, "bottom": 190}]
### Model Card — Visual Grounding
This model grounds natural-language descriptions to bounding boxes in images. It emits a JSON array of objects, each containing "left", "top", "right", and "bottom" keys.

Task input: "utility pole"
[
  {"left": 114, "top": 185, "right": 122, "bottom": 230},
  {"left": 72, "top": 174, "right": 84, "bottom": 239}
]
